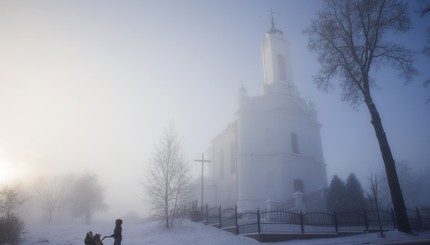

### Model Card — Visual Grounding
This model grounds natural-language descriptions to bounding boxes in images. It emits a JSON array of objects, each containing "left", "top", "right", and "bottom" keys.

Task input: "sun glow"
[{"left": 0, "top": 161, "right": 16, "bottom": 184}]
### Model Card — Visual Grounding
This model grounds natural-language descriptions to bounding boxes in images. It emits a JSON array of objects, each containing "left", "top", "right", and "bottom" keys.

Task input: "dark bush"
[
  {"left": 0, "top": 214, "right": 25, "bottom": 245},
  {"left": 190, "top": 210, "right": 203, "bottom": 222}
]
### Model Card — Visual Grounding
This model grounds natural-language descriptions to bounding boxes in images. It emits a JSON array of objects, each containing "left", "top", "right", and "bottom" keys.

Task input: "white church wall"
[
  {"left": 236, "top": 93, "right": 328, "bottom": 211},
  {"left": 206, "top": 122, "right": 238, "bottom": 209}
]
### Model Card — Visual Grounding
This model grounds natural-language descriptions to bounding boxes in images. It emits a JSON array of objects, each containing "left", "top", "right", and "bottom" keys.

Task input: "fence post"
[
  {"left": 333, "top": 211, "right": 338, "bottom": 233},
  {"left": 416, "top": 207, "right": 422, "bottom": 230},
  {"left": 205, "top": 204, "right": 209, "bottom": 225},
  {"left": 300, "top": 211, "right": 304, "bottom": 234},
  {"left": 391, "top": 207, "right": 397, "bottom": 229},
  {"left": 235, "top": 205, "right": 239, "bottom": 235},
  {"left": 257, "top": 209, "right": 261, "bottom": 234},
  {"left": 364, "top": 209, "right": 369, "bottom": 231},
  {"left": 219, "top": 205, "right": 222, "bottom": 228}
]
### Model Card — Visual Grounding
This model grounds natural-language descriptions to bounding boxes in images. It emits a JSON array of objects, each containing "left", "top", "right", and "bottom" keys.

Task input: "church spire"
[
  {"left": 267, "top": 9, "right": 283, "bottom": 35},
  {"left": 271, "top": 12, "right": 275, "bottom": 29}
]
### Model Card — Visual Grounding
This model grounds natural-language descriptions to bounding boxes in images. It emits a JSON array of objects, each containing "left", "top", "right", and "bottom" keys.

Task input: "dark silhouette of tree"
[
  {"left": 419, "top": 0, "right": 430, "bottom": 17},
  {"left": 67, "top": 173, "right": 106, "bottom": 225},
  {"left": 344, "top": 173, "right": 367, "bottom": 213},
  {"left": 418, "top": 0, "right": 430, "bottom": 103},
  {"left": 145, "top": 123, "right": 190, "bottom": 229},
  {"left": 306, "top": 0, "right": 417, "bottom": 232},
  {"left": 327, "top": 175, "right": 346, "bottom": 212},
  {"left": 0, "top": 185, "right": 27, "bottom": 244}
]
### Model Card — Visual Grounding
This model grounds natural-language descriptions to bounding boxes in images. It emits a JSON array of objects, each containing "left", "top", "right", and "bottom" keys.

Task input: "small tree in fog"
[
  {"left": 145, "top": 124, "right": 190, "bottom": 229},
  {"left": 306, "top": 0, "right": 416, "bottom": 232},
  {"left": 36, "top": 175, "right": 69, "bottom": 224},
  {"left": 344, "top": 173, "right": 366, "bottom": 213},
  {"left": 366, "top": 173, "right": 385, "bottom": 237},
  {"left": 67, "top": 173, "right": 106, "bottom": 225},
  {"left": 41, "top": 185, "right": 63, "bottom": 224},
  {"left": 327, "top": 175, "right": 346, "bottom": 212},
  {"left": 328, "top": 173, "right": 366, "bottom": 213},
  {"left": 0, "top": 185, "right": 28, "bottom": 216}
]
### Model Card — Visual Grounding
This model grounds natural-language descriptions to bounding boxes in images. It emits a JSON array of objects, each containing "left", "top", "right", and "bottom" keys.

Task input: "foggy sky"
[{"left": 0, "top": 0, "right": 429, "bottom": 220}]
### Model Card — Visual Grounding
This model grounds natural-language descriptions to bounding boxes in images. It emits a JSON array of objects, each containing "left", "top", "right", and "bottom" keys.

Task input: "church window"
[
  {"left": 230, "top": 141, "right": 235, "bottom": 174},
  {"left": 219, "top": 149, "right": 224, "bottom": 179},
  {"left": 291, "top": 133, "right": 299, "bottom": 154},
  {"left": 294, "top": 179, "right": 304, "bottom": 193},
  {"left": 277, "top": 54, "right": 286, "bottom": 81}
]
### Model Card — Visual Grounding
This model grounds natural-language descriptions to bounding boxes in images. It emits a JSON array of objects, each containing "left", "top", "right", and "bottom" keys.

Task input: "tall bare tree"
[
  {"left": 306, "top": 0, "right": 417, "bottom": 232},
  {"left": 145, "top": 124, "right": 190, "bottom": 229}
]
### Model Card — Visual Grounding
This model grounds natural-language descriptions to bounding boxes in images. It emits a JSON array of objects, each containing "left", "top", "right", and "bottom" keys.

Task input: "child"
[
  {"left": 109, "top": 219, "right": 122, "bottom": 245},
  {"left": 93, "top": 234, "right": 103, "bottom": 245}
]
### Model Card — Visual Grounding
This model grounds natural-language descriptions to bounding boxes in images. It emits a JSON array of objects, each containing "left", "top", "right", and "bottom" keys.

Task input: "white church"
[{"left": 202, "top": 19, "right": 329, "bottom": 212}]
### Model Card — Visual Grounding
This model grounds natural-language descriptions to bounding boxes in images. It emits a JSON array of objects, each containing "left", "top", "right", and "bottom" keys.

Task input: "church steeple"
[
  {"left": 261, "top": 12, "right": 298, "bottom": 96},
  {"left": 267, "top": 10, "right": 283, "bottom": 35}
]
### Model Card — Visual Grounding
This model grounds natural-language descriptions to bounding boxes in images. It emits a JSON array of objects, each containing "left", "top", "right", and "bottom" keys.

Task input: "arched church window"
[
  {"left": 277, "top": 54, "right": 286, "bottom": 81},
  {"left": 291, "top": 132, "right": 299, "bottom": 154},
  {"left": 294, "top": 179, "right": 304, "bottom": 193}
]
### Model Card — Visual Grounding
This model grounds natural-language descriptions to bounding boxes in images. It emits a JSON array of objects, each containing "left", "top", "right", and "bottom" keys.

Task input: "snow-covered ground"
[{"left": 21, "top": 220, "right": 430, "bottom": 245}]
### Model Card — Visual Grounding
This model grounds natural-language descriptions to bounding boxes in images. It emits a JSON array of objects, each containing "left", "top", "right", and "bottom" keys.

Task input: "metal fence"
[{"left": 200, "top": 205, "right": 430, "bottom": 235}]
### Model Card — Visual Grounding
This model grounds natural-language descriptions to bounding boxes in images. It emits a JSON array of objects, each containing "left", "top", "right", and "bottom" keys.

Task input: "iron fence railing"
[{"left": 194, "top": 205, "right": 430, "bottom": 235}]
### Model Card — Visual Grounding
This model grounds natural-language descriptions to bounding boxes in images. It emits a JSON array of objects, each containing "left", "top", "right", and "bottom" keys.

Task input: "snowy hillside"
[{"left": 21, "top": 220, "right": 430, "bottom": 245}]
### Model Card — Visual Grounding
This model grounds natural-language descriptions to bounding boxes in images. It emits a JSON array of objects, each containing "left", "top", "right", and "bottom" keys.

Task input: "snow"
[{"left": 21, "top": 219, "right": 430, "bottom": 245}]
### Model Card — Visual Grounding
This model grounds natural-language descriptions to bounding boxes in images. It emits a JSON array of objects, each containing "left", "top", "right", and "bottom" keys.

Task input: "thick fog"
[{"left": 1, "top": 1, "right": 429, "bottom": 224}]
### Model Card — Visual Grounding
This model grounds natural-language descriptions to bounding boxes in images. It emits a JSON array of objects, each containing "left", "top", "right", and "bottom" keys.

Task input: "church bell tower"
[
  {"left": 261, "top": 16, "right": 298, "bottom": 97},
  {"left": 205, "top": 15, "right": 328, "bottom": 213}
]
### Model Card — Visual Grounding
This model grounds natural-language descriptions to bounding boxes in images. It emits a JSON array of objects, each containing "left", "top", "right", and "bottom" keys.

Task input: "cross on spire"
[
  {"left": 267, "top": 8, "right": 283, "bottom": 35},
  {"left": 269, "top": 9, "right": 275, "bottom": 28}
]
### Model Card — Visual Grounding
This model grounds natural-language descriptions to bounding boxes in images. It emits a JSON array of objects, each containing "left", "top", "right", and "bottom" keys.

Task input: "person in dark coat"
[{"left": 109, "top": 219, "right": 122, "bottom": 245}]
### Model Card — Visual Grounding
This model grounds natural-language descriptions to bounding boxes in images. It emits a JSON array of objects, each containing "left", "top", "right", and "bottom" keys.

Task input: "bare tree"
[
  {"left": 36, "top": 176, "right": 69, "bottom": 224},
  {"left": 41, "top": 185, "right": 63, "bottom": 224},
  {"left": 0, "top": 185, "right": 29, "bottom": 216},
  {"left": 306, "top": 0, "right": 417, "bottom": 232},
  {"left": 145, "top": 123, "right": 190, "bottom": 229},
  {"left": 366, "top": 173, "right": 385, "bottom": 237}
]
